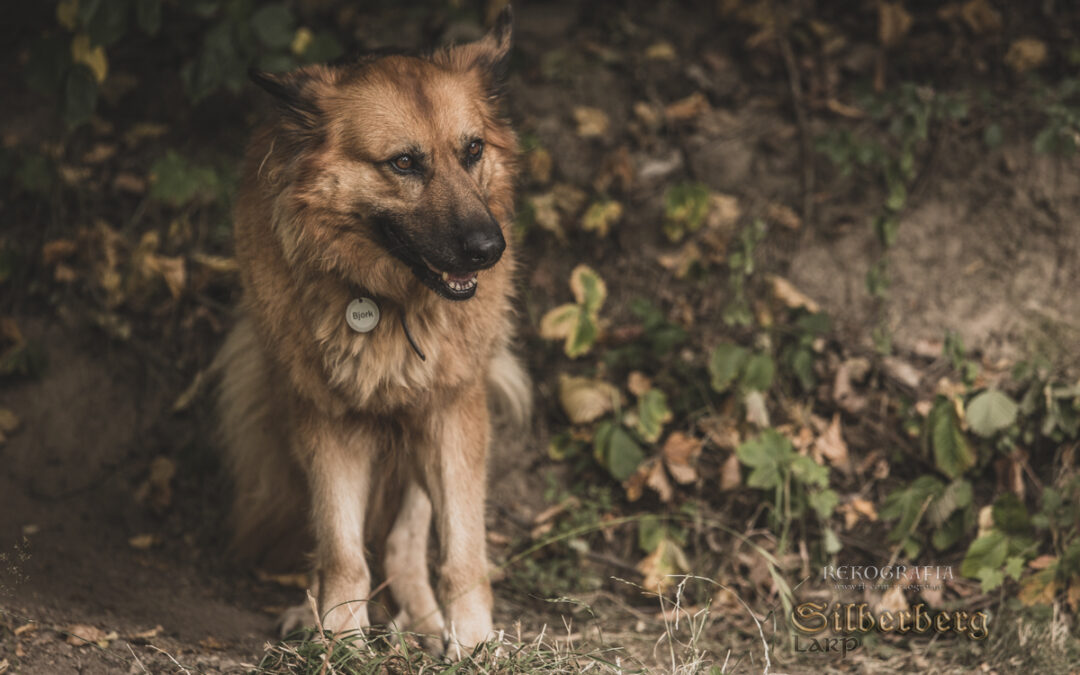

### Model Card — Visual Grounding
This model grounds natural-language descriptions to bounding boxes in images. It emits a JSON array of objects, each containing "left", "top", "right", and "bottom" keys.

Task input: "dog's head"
[{"left": 250, "top": 8, "right": 516, "bottom": 302}]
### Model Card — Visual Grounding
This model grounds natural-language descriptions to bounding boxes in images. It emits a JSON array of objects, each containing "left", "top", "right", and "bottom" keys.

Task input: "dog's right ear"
[{"left": 249, "top": 67, "right": 329, "bottom": 132}]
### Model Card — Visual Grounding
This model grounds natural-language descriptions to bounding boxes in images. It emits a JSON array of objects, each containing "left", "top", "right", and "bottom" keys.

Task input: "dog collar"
[{"left": 345, "top": 294, "right": 426, "bottom": 362}]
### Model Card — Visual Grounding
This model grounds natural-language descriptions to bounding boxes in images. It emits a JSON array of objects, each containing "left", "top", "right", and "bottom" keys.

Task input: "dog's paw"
[
  {"left": 277, "top": 602, "right": 316, "bottom": 638},
  {"left": 391, "top": 608, "right": 447, "bottom": 656},
  {"left": 442, "top": 616, "right": 496, "bottom": 660}
]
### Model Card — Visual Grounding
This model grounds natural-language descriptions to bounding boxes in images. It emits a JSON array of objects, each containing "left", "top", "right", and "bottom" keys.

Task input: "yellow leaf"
[
  {"left": 769, "top": 275, "right": 820, "bottom": 313},
  {"left": 291, "top": 27, "right": 313, "bottom": 55},
  {"left": 637, "top": 538, "right": 690, "bottom": 594},
  {"left": 539, "top": 303, "right": 579, "bottom": 341},
  {"left": 57, "top": 0, "right": 79, "bottom": 30},
  {"left": 581, "top": 200, "right": 622, "bottom": 237},
  {"left": 1005, "top": 38, "right": 1047, "bottom": 74},
  {"left": 528, "top": 193, "right": 565, "bottom": 241},
  {"left": 878, "top": 2, "right": 913, "bottom": 48},
  {"left": 71, "top": 34, "right": 108, "bottom": 84},
  {"left": 128, "top": 534, "right": 159, "bottom": 550},
  {"left": 558, "top": 374, "right": 618, "bottom": 425},
  {"left": 572, "top": 106, "right": 610, "bottom": 138},
  {"left": 957, "top": 0, "right": 1002, "bottom": 34},
  {"left": 644, "top": 41, "right": 676, "bottom": 61}
]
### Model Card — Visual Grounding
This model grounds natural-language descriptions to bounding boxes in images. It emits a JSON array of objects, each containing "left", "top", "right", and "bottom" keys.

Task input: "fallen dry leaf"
[
  {"left": 128, "top": 534, "right": 159, "bottom": 550},
  {"left": 765, "top": 202, "right": 801, "bottom": 230},
  {"left": 573, "top": 106, "right": 610, "bottom": 138},
  {"left": 657, "top": 242, "right": 703, "bottom": 279},
  {"left": 637, "top": 538, "right": 690, "bottom": 594},
  {"left": 558, "top": 374, "right": 619, "bottom": 425},
  {"left": 956, "top": 0, "right": 1002, "bottom": 34},
  {"left": 172, "top": 370, "right": 205, "bottom": 413},
  {"left": 0, "top": 408, "right": 20, "bottom": 435},
  {"left": 199, "top": 636, "right": 228, "bottom": 650},
  {"left": 42, "top": 239, "right": 78, "bottom": 266},
  {"left": 664, "top": 92, "right": 710, "bottom": 123},
  {"left": 744, "top": 390, "right": 770, "bottom": 428},
  {"left": 769, "top": 275, "right": 820, "bottom": 313},
  {"left": 839, "top": 497, "right": 879, "bottom": 530},
  {"left": 878, "top": 2, "right": 913, "bottom": 48},
  {"left": 529, "top": 192, "right": 564, "bottom": 241},
  {"left": 834, "top": 357, "right": 871, "bottom": 414},
  {"left": 718, "top": 452, "right": 742, "bottom": 490},
  {"left": 662, "top": 432, "right": 703, "bottom": 484},
  {"left": 113, "top": 172, "right": 147, "bottom": 194},
  {"left": 812, "top": 414, "right": 852, "bottom": 475},
  {"left": 644, "top": 457, "right": 674, "bottom": 502},
  {"left": 190, "top": 252, "right": 238, "bottom": 274},
  {"left": 627, "top": 371, "right": 652, "bottom": 397},
  {"left": 698, "top": 416, "right": 740, "bottom": 450},
  {"left": 134, "top": 456, "right": 177, "bottom": 512},
  {"left": 526, "top": 147, "right": 552, "bottom": 184},
  {"left": 644, "top": 41, "right": 676, "bottom": 61},
  {"left": 876, "top": 585, "right": 909, "bottom": 615},
  {"left": 255, "top": 569, "right": 311, "bottom": 589},
  {"left": 883, "top": 356, "right": 921, "bottom": 389},
  {"left": 82, "top": 143, "right": 116, "bottom": 164},
  {"left": 125, "top": 625, "right": 163, "bottom": 641},
  {"left": 63, "top": 624, "right": 108, "bottom": 647},
  {"left": 1005, "top": 38, "right": 1047, "bottom": 73}
]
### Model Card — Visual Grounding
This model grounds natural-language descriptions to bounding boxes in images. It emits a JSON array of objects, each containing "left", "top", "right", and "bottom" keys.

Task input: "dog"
[{"left": 213, "top": 8, "right": 530, "bottom": 654}]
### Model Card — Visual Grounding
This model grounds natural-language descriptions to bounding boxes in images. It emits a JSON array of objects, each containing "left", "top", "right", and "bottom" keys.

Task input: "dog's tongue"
[{"left": 446, "top": 272, "right": 476, "bottom": 283}]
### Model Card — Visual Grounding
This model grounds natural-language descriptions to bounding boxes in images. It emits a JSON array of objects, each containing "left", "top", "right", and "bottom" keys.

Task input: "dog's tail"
[
  {"left": 211, "top": 316, "right": 310, "bottom": 571},
  {"left": 486, "top": 341, "right": 533, "bottom": 428}
]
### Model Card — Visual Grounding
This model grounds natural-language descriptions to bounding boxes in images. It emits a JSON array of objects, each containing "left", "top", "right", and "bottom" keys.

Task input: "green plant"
[
  {"left": 736, "top": 429, "right": 839, "bottom": 556},
  {"left": 539, "top": 265, "right": 607, "bottom": 358}
]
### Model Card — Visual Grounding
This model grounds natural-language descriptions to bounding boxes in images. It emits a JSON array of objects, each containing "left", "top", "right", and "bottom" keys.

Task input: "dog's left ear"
[{"left": 438, "top": 5, "right": 513, "bottom": 92}]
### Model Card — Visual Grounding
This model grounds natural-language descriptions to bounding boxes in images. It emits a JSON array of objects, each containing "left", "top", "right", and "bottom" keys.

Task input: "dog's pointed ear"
[
  {"left": 437, "top": 5, "right": 513, "bottom": 93},
  {"left": 249, "top": 67, "right": 329, "bottom": 132}
]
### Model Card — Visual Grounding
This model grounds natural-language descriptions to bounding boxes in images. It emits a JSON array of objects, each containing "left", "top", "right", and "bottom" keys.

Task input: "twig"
[{"left": 776, "top": 10, "right": 815, "bottom": 232}]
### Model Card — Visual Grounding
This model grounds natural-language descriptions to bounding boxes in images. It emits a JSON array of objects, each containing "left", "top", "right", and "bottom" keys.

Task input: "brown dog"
[{"left": 213, "top": 8, "right": 529, "bottom": 654}]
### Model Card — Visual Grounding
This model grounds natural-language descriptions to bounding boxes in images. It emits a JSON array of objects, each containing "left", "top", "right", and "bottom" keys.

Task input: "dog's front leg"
[
  {"left": 418, "top": 382, "right": 494, "bottom": 654},
  {"left": 300, "top": 416, "right": 374, "bottom": 636}
]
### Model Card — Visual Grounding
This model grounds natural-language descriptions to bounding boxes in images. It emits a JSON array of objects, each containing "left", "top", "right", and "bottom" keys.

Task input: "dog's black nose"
[{"left": 461, "top": 228, "right": 505, "bottom": 269}]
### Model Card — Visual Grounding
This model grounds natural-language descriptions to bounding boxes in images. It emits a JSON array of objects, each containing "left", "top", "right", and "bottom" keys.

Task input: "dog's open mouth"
[{"left": 423, "top": 261, "right": 479, "bottom": 300}]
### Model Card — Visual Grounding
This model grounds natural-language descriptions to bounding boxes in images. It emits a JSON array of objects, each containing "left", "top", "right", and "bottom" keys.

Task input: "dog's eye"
[
  {"left": 391, "top": 155, "right": 414, "bottom": 172},
  {"left": 466, "top": 140, "right": 484, "bottom": 162}
]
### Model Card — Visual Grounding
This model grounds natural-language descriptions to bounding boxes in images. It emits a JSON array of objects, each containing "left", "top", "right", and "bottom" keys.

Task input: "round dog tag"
[{"left": 345, "top": 297, "right": 380, "bottom": 333}]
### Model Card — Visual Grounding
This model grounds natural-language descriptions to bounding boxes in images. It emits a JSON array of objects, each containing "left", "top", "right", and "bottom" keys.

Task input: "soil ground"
[{"left": 1, "top": 1, "right": 1078, "bottom": 673}]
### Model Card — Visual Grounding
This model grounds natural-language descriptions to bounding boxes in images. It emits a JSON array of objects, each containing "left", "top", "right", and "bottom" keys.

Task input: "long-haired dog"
[{"left": 213, "top": 8, "right": 529, "bottom": 654}]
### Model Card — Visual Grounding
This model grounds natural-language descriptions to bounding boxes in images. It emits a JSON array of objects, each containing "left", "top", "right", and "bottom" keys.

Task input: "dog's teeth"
[{"left": 441, "top": 271, "right": 449, "bottom": 281}]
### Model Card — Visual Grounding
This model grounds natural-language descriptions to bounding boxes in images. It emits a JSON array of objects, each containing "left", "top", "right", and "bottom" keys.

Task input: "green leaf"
[
  {"left": 966, "top": 389, "right": 1019, "bottom": 438},
  {"left": 822, "top": 527, "right": 842, "bottom": 555},
  {"left": 789, "top": 348, "right": 815, "bottom": 392},
  {"left": 64, "top": 65, "right": 98, "bottom": 128},
  {"left": 636, "top": 389, "right": 672, "bottom": 443},
  {"left": 791, "top": 455, "right": 828, "bottom": 488},
  {"left": 736, "top": 429, "right": 793, "bottom": 489},
  {"left": 961, "top": 530, "right": 1008, "bottom": 578},
  {"left": 592, "top": 420, "right": 614, "bottom": 467},
  {"left": 929, "top": 399, "right": 975, "bottom": 478},
  {"left": 606, "top": 426, "right": 645, "bottom": 481},
  {"left": 708, "top": 342, "right": 748, "bottom": 393},
  {"left": 992, "top": 493, "right": 1032, "bottom": 535},
  {"left": 300, "top": 31, "right": 344, "bottom": 64},
  {"left": 927, "top": 478, "right": 973, "bottom": 527},
  {"left": 83, "top": 0, "right": 131, "bottom": 47},
  {"left": 809, "top": 489, "right": 840, "bottom": 520},
  {"left": 136, "top": 0, "right": 162, "bottom": 35},
  {"left": 741, "top": 353, "right": 775, "bottom": 392},
  {"left": 546, "top": 432, "right": 581, "bottom": 461},
  {"left": 663, "top": 182, "right": 710, "bottom": 242},
  {"left": 149, "top": 151, "right": 220, "bottom": 207},
  {"left": 931, "top": 513, "right": 966, "bottom": 551},
  {"left": 23, "top": 36, "right": 70, "bottom": 96},
  {"left": 977, "top": 567, "right": 1005, "bottom": 592},
  {"left": 565, "top": 311, "right": 597, "bottom": 358},
  {"left": 1004, "top": 556, "right": 1025, "bottom": 581},
  {"left": 251, "top": 3, "right": 295, "bottom": 49},
  {"left": 983, "top": 123, "right": 1003, "bottom": 149},
  {"left": 880, "top": 476, "right": 944, "bottom": 541},
  {"left": 570, "top": 265, "right": 607, "bottom": 315},
  {"left": 638, "top": 514, "right": 663, "bottom": 553}
]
